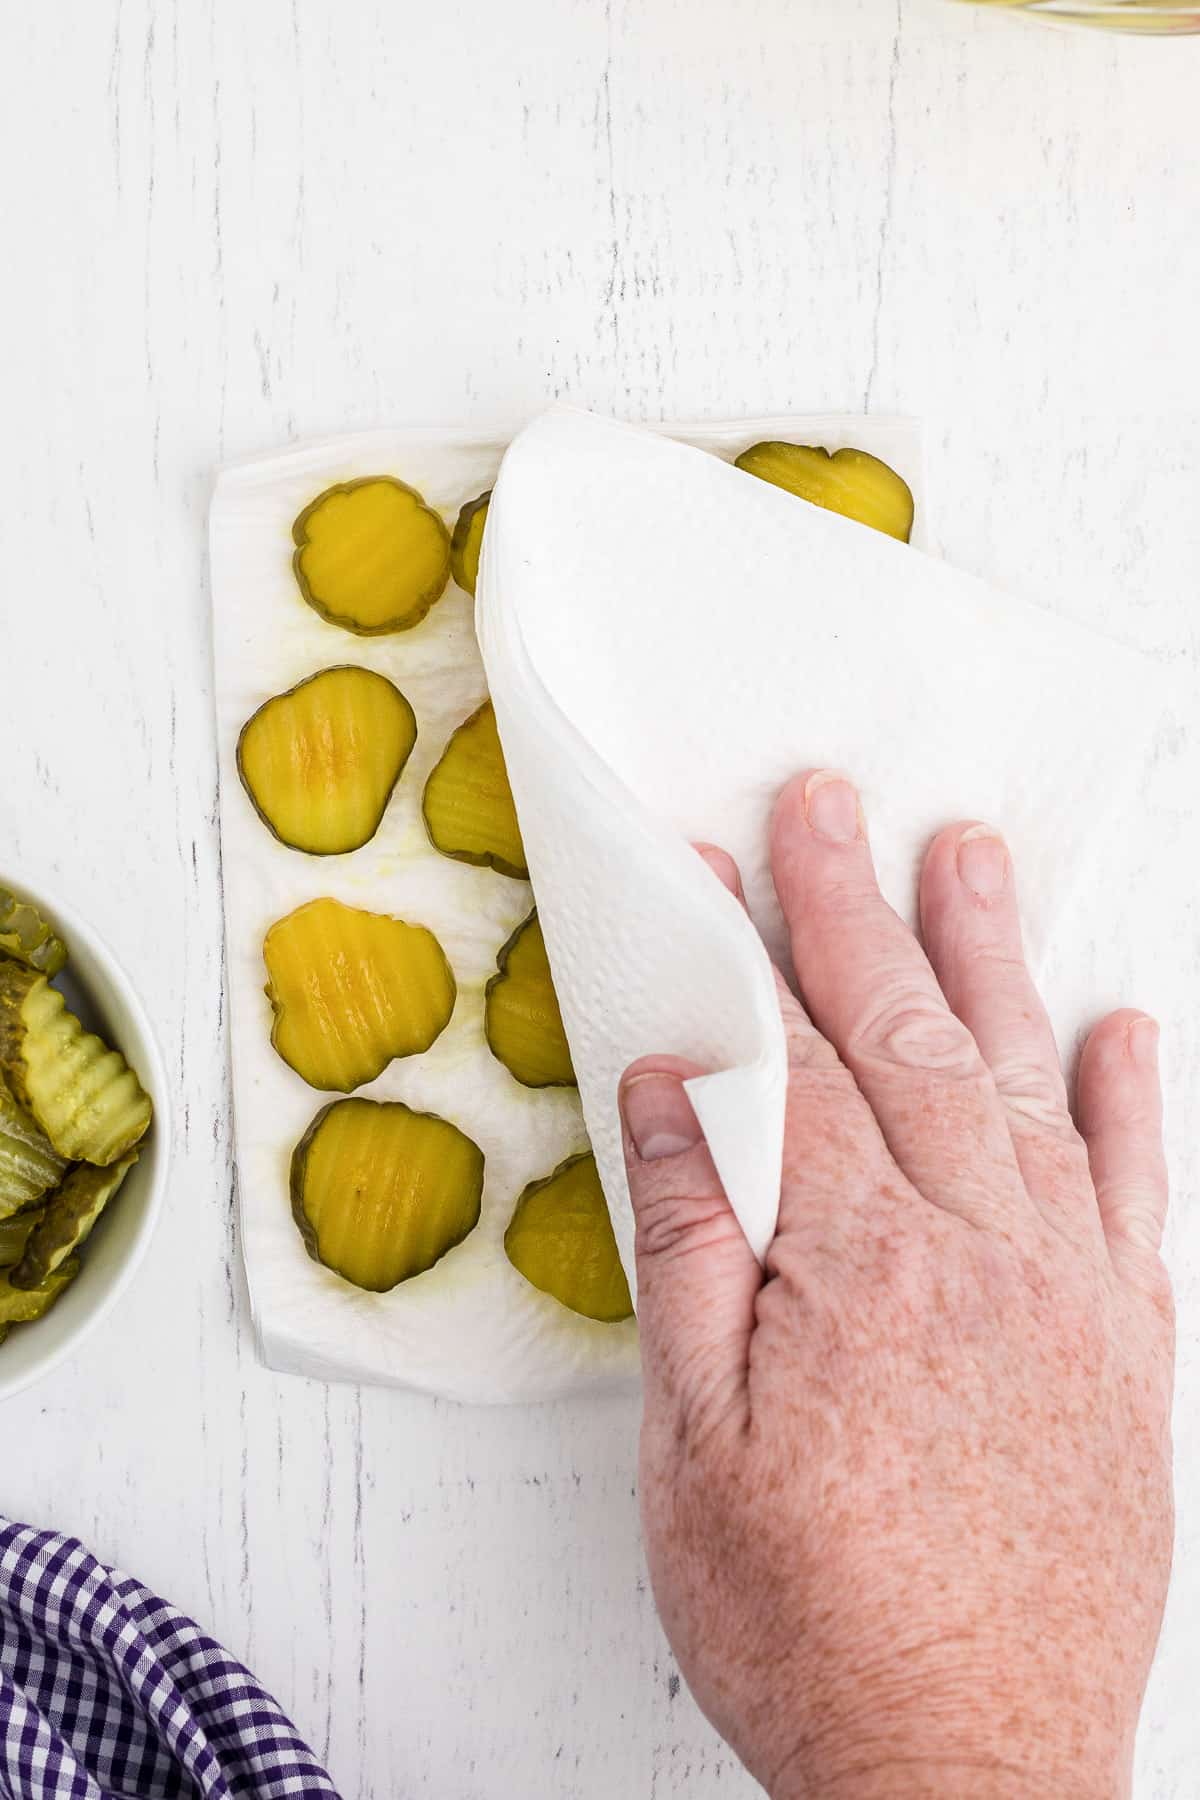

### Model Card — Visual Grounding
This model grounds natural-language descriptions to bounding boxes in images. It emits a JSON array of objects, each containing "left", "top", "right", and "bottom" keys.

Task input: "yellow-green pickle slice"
[
  {"left": 237, "top": 665, "right": 417, "bottom": 856},
  {"left": 0, "top": 1255, "right": 80, "bottom": 1328},
  {"left": 291, "top": 1097, "right": 484, "bottom": 1292},
  {"left": 0, "top": 1206, "right": 45, "bottom": 1269},
  {"left": 505, "top": 1152, "right": 633, "bottom": 1323},
  {"left": 9, "top": 1155, "right": 137, "bottom": 1290},
  {"left": 450, "top": 490, "right": 490, "bottom": 598},
  {"left": 264, "top": 897, "right": 456, "bottom": 1093},
  {"left": 485, "top": 912, "right": 574, "bottom": 1089},
  {"left": 422, "top": 701, "right": 528, "bottom": 879},
  {"left": 0, "top": 1080, "right": 67, "bottom": 1219},
  {"left": 735, "top": 442, "right": 915, "bottom": 543},
  {"left": 0, "top": 888, "right": 67, "bottom": 978},
  {"left": 293, "top": 476, "right": 451, "bottom": 635},
  {"left": 0, "top": 964, "right": 152, "bottom": 1166}
]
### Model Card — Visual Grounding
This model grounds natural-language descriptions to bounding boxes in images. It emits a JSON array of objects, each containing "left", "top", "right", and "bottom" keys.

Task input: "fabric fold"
[{"left": 0, "top": 1517, "right": 342, "bottom": 1800}]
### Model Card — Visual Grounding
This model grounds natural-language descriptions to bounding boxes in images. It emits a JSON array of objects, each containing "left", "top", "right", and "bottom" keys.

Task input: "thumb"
[{"left": 620, "top": 1055, "right": 761, "bottom": 1438}]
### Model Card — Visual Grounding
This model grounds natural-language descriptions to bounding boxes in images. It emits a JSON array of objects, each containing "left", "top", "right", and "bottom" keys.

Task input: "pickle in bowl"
[{"left": 0, "top": 884, "right": 158, "bottom": 1363}]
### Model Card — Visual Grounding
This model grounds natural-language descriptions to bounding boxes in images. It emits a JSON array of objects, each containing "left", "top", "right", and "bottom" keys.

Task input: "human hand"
[{"left": 620, "top": 772, "right": 1174, "bottom": 1800}]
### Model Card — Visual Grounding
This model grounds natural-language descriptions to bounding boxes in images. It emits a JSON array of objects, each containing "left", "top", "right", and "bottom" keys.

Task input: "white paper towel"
[{"left": 477, "top": 408, "right": 1171, "bottom": 1292}]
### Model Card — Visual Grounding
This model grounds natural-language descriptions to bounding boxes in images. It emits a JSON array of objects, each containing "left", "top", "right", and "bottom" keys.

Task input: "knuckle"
[
  {"left": 964, "top": 942, "right": 1027, "bottom": 983},
  {"left": 634, "top": 1188, "right": 738, "bottom": 1266},
  {"left": 848, "top": 978, "right": 979, "bottom": 1075},
  {"left": 993, "top": 1059, "right": 1073, "bottom": 1132},
  {"left": 1104, "top": 1184, "right": 1168, "bottom": 1256},
  {"left": 1006, "top": 1081, "right": 1071, "bottom": 1132}
]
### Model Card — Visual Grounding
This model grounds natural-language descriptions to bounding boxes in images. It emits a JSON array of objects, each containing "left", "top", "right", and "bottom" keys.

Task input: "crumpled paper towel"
[{"left": 478, "top": 408, "right": 1171, "bottom": 1295}]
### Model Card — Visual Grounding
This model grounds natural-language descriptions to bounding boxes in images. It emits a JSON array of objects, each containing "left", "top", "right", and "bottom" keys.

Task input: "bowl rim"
[{"left": 0, "top": 875, "right": 172, "bottom": 1405}]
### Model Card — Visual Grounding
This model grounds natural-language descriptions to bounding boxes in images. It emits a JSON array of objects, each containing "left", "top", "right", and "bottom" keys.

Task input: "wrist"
[
  {"left": 754, "top": 1624, "right": 1134, "bottom": 1800},
  {"left": 776, "top": 1759, "right": 1128, "bottom": 1800}
]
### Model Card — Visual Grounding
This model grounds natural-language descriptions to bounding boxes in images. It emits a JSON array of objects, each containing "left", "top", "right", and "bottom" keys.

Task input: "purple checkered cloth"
[{"left": 0, "top": 1519, "right": 343, "bottom": 1799}]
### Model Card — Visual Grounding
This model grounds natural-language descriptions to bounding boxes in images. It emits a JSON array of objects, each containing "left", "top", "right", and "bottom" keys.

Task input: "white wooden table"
[{"left": 3, "top": 2, "right": 1198, "bottom": 1794}]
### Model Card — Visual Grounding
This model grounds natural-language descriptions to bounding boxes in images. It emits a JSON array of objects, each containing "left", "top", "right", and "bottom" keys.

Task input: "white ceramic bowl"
[{"left": 0, "top": 877, "right": 170, "bottom": 1403}]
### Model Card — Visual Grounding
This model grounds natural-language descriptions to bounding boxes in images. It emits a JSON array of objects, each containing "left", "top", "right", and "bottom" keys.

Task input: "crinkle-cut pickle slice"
[
  {"left": 264, "top": 898, "right": 456, "bottom": 1093},
  {"left": 450, "top": 490, "right": 490, "bottom": 598},
  {"left": 0, "top": 965, "right": 152, "bottom": 1166},
  {"left": 0, "top": 1205, "right": 45, "bottom": 1269},
  {"left": 9, "top": 1154, "right": 137, "bottom": 1291},
  {"left": 735, "top": 441, "right": 915, "bottom": 544},
  {"left": 485, "top": 912, "right": 574, "bottom": 1089},
  {"left": 0, "top": 1255, "right": 79, "bottom": 1327},
  {"left": 0, "top": 1081, "right": 67, "bottom": 1220},
  {"left": 293, "top": 476, "right": 451, "bottom": 635},
  {"left": 238, "top": 665, "right": 417, "bottom": 857},
  {"left": 0, "top": 888, "right": 67, "bottom": 978},
  {"left": 505, "top": 1152, "right": 633, "bottom": 1324},
  {"left": 422, "top": 701, "right": 527, "bottom": 880},
  {"left": 291, "top": 1098, "right": 483, "bottom": 1292}
]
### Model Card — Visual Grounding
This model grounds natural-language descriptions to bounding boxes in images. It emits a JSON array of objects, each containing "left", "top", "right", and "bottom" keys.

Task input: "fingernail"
[
  {"left": 804, "top": 771, "right": 861, "bottom": 844},
  {"left": 621, "top": 1072, "right": 703, "bottom": 1163},
  {"left": 956, "top": 825, "right": 1009, "bottom": 899},
  {"left": 1128, "top": 1016, "right": 1160, "bottom": 1067}
]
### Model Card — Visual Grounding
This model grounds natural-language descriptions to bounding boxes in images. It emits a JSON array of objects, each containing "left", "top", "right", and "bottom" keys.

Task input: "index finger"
[{"left": 770, "top": 771, "right": 1024, "bottom": 1229}]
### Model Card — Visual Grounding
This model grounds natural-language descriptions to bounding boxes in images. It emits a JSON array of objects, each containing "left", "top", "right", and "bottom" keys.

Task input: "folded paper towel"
[
  {"left": 478, "top": 408, "right": 1171, "bottom": 1293},
  {"left": 211, "top": 408, "right": 1167, "bottom": 1403}
]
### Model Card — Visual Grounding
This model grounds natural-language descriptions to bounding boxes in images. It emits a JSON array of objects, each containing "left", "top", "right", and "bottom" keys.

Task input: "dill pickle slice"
[
  {"left": 0, "top": 1205, "right": 45, "bottom": 1269},
  {"left": 8, "top": 1155, "right": 137, "bottom": 1290},
  {"left": 0, "top": 1081, "right": 67, "bottom": 1219},
  {"left": 505, "top": 1153, "right": 632, "bottom": 1323},
  {"left": 0, "top": 1255, "right": 79, "bottom": 1326},
  {"left": 422, "top": 702, "right": 528, "bottom": 880},
  {"left": 0, "top": 888, "right": 67, "bottom": 978},
  {"left": 264, "top": 898, "right": 456, "bottom": 1093},
  {"left": 290, "top": 1097, "right": 483, "bottom": 1292},
  {"left": 0, "top": 965, "right": 152, "bottom": 1166},
  {"left": 735, "top": 442, "right": 915, "bottom": 543},
  {"left": 484, "top": 912, "right": 574, "bottom": 1089},
  {"left": 293, "top": 476, "right": 451, "bottom": 635},
  {"left": 450, "top": 490, "right": 490, "bottom": 597},
  {"left": 238, "top": 665, "right": 417, "bottom": 856}
]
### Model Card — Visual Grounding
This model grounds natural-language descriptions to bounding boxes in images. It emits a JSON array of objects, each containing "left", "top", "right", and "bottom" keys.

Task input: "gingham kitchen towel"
[{"left": 0, "top": 1518, "right": 343, "bottom": 1799}]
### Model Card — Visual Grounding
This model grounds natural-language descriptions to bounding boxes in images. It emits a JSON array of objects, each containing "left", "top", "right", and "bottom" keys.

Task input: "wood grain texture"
[{"left": 0, "top": 1, "right": 1196, "bottom": 1794}]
